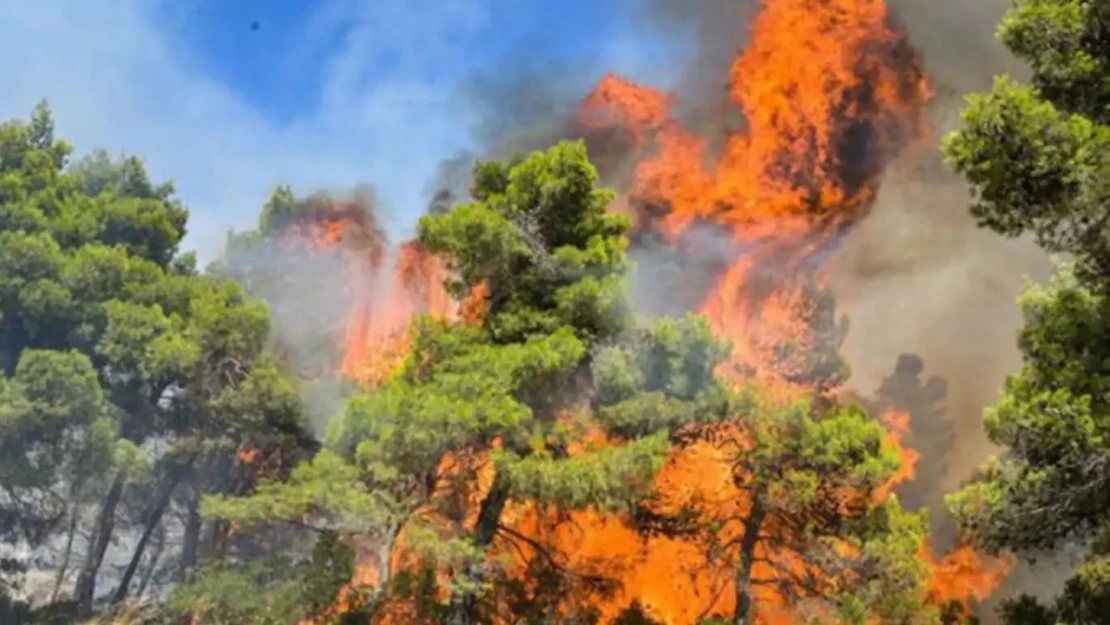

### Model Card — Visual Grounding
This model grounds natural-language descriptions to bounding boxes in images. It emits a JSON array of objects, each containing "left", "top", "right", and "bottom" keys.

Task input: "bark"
[
  {"left": 179, "top": 481, "right": 202, "bottom": 581},
  {"left": 110, "top": 468, "right": 186, "bottom": 604},
  {"left": 49, "top": 506, "right": 80, "bottom": 602},
  {"left": 136, "top": 522, "right": 166, "bottom": 598},
  {"left": 446, "top": 472, "right": 511, "bottom": 625},
  {"left": 208, "top": 519, "right": 231, "bottom": 560},
  {"left": 52, "top": 445, "right": 93, "bottom": 602},
  {"left": 74, "top": 468, "right": 127, "bottom": 614},
  {"left": 733, "top": 495, "right": 767, "bottom": 625},
  {"left": 360, "top": 525, "right": 399, "bottom": 614},
  {"left": 202, "top": 453, "right": 235, "bottom": 561}
]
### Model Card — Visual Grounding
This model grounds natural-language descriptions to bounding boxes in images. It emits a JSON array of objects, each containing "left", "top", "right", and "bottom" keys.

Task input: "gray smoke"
[
  {"left": 887, "top": 0, "right": 1028, "bottom": 96},
  {"left": 828, "top": 0, "right": 1071, "bottom": 614},
  {"left": 214, "top": 188, "right": 394, "bottom": 436}
]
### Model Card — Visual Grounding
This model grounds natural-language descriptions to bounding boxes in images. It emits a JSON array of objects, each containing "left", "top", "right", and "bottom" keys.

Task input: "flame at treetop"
[
  {"left": 339, "top": 241, "right": 455, "bottom": 385},
  {"left": 281, "top": 0, "right": 1013, "bottom": 622},
  {"left": 267, "top": 194, "right": 460, "bottom": 387},
  {"left": 579, "top": 0, "right": 933, "bottom": 390}
]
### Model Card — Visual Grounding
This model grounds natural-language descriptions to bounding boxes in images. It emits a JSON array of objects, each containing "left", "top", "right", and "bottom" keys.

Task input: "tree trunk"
[
  {"left": 50, "top": 506, "right": 80, "bottom": 602},
  {"left": 205, "top": 518, "right": 233, "bottom": 561},
  {"left": 733, "top": 495, "right": 767, "bottom": 625},
  {"left": 52, "top": 448, "right": 92, "bottom": 602},
  {"left": 446, "top": 472, "right": 511, "bottom": 625},
  {"left": 111, "top": 469, "right": 185, "bottom": 603},
  {"left": 74, "top": 468, "right": 128, "bottom": 614},
  {"left": 202, "top": 453, "right": 236, "bottom": 561},
  {"left": 136, "top": 521, "right": 166, "bottom": 598},
  {"left": 179, "top": 481, "right": 202, "bottom": 582},
  {"left": 358, "top": 525, "right": 399, "bottom": 615}
]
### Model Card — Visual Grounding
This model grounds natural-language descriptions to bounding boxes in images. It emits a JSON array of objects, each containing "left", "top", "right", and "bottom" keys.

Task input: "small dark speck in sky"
[{"left": 250, "top": 21, "right": 260, "bottom": 31}]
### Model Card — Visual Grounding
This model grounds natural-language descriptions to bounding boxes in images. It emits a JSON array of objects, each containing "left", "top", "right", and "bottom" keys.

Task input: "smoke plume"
[
  {"left": 829, "top": 0, "right": 1069, "bottom": 613},
  {"left": 216, "top": 189, "right": 394, "bottom": 435}
]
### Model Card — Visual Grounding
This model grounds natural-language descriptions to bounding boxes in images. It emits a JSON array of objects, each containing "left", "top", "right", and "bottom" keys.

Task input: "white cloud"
[{"left": 0, "top": 0, "right": 491, "bottom": 262}]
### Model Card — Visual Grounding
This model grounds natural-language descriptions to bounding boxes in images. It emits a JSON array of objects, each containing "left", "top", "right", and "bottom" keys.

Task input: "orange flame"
[
  {"left": 340, "top": 241, "right": 454, "bottom": 385},
  {"left": 874, "top": 410, "right": 920, "bottom": 502},
  {"left": 924, "top": 544, "right": 1014, "bottom": 609},
  {"left": 268, "top": 195, "right": 461, "bottom": 388}
]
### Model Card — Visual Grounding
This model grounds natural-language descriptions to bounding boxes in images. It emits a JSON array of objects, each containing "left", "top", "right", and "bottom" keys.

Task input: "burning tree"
[
  {"left": 580, "top": 333, "right": 934, "bottom": 625},
  {"left": 203, "top": 141, "right": 734, "bottom": 624},
  {"left": 558, "top": 0, "right": 1010, "bottom": 619},
  {"left": 199, "top": 139, "right": 942, "bottom": 625},
  {"left": 212, "top": 185, "right": 390, "bottom": 384},
  {"left": 653, "top": 398, "right": 929, "bottom": 625}
]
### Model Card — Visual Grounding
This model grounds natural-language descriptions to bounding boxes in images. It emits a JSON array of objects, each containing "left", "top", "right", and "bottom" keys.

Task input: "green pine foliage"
[
  {"left": 943, "top": 2, "right": 1110, "bottom": 624},
  {"left": 0, "top": 102, "right": 312, "bottom": 619}
]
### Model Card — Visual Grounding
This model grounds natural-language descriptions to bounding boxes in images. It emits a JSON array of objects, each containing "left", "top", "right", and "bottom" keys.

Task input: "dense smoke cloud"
[
  {"left": 887, "top": 0, "right": 1028, "bottom": 97},
  {"left": 831, "top": 0, "right": 1067, "bottom": 612},
  {"left": 834, "top": 0, "right": 1029, "bottom": 518}
]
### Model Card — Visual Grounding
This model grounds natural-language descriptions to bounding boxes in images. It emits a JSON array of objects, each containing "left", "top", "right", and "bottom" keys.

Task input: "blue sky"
[
  {"left": 166, "top": 0, "right": 639, "bottom": 123},
  {"left": 0, "top": 0, "right": 688, "bottom": 261}
]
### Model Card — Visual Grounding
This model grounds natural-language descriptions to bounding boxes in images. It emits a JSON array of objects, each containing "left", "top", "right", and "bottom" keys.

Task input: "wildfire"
[
  {"left": 875, "top": 410, "right": 920, "bottom": 502},
  {"left": 281, "top": 0, "right": 1011, "bottom": 623},
  {"left": 566, "top": 0, "right": 1007, "bottom": 618},
  {"left": 266, "top": 194, "right": 457, "bottom": 387},
  {"left": 925, "top": 544, "right": 1013, "bottom": 607},
  {"left": 339, "top": 241, "right": 454, "bottom": 385}
]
